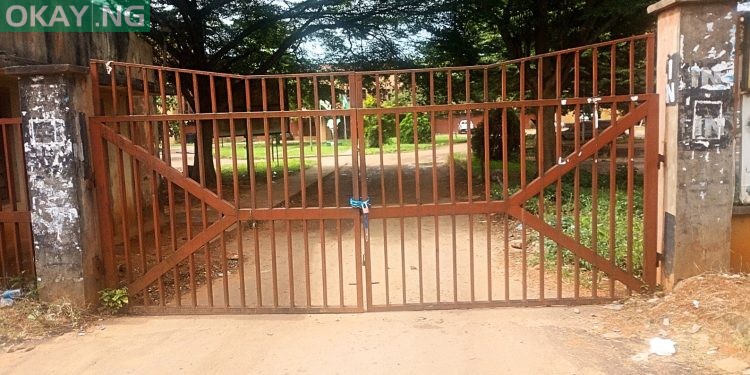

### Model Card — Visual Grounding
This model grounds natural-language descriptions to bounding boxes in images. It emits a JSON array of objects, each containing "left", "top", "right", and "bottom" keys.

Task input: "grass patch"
[
  {"left": 364, "top": 133, "right": 467, "bottom": 155},
  {"left": 216, "top": 139, "right": 350, "bottom": 159},
  {"left": 220, "top": 157, "right": 310, "bottom": 182},
  {"left": 459, "top": 153, "right": 645, "bottom": 278}
]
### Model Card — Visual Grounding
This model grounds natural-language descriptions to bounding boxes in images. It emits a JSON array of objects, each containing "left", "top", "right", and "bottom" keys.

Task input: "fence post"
[
  {"left": 648, "top": 0, "right": 737, "bottom": 288},
  {"left": 2, "top": 64, "right": 103, "bottom": 305}
]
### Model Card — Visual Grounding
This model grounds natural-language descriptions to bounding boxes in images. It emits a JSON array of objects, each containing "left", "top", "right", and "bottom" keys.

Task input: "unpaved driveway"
[{"left": 1, "top": 306, "right": 701, "bottom": 374}]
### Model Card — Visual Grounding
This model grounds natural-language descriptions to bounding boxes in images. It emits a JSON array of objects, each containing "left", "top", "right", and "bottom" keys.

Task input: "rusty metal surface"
[{"left": 88, "top": 33, "right": 658, "bottom": 313}]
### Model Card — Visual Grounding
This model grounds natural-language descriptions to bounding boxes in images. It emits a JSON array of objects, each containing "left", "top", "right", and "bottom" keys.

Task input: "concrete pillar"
[
  {"left": 648, "top": 0, "right": 737, "bottom": 288},
  {"left": 3, "top": 64, "right": 102, "bottom": 305}
]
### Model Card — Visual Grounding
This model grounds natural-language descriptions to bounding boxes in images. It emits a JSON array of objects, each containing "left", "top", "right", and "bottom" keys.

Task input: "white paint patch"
[
  {"left": 707, "top": 22, "right": 714, "bottom": 32},
  {"left": 561, "top": 99, "right": 567, "bottom": 105},
  {"left": 630, "top": 95, "right": 639, "bottom": 102}
]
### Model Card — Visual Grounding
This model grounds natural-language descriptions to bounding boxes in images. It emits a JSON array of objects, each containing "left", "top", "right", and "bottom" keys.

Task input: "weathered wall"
[
  {"left": 650, "top": 0, "right": 736, "bottom": 288},
  {"left": 12, "top": 68, "right": 90, "bottom": 304}
]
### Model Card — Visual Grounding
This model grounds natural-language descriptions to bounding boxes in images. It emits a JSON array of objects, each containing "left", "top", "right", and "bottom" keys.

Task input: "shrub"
[
  {"left": 364, "top": 114, "right": 396, "bottom": 148},
  {"left": 398, "top": 113, "right": 432, "bottom": 144},
  {"left": 470, "top": 108, "right": 522, "bottom": 161}
]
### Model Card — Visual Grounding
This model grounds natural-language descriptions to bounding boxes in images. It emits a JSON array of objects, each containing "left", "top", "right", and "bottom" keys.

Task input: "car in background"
[{"left": 457, "top": 119, "right": 474, "bottom": 134}]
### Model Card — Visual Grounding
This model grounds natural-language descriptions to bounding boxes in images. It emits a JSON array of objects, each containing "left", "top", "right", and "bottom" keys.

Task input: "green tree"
[
  {"left": 144, "top": 0, "right": 446, "bottom": 182},
  {"left": 423, "top": 0, "right": 654, "bottom": 167}
]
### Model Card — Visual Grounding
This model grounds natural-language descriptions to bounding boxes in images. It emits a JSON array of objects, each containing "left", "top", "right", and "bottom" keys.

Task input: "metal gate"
[
  {"left": 0, "top": 117, "right": 34, "bottom": 287},
  {"left": 89, "top": 34, "right": 658, "bottom": 314}
]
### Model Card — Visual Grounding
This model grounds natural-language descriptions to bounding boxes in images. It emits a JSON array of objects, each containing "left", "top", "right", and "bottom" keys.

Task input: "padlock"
[{"left": 362, "top": 204, "right": 369, "bottom": 214}]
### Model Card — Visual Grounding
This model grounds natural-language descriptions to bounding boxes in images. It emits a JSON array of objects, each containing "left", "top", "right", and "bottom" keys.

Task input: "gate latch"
[{"left": 350, "top": 197, "right": 371, "bottom": 245}]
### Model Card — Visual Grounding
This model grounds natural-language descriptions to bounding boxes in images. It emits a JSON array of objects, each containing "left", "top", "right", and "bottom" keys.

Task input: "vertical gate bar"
[
  {"left": 642, "top": 99, "right": 659, "bottom": 288},
  {"left": 611, "top": 44, "right": 617, "bottom": 96},
  {"left": 260, "top": 78, "right": 279, "bottom": 307},
  {"left": 555, "top": 54, "right": 563, "bottom": 299},
  {"left": 465, "top": 69, "right": 475, "bottom": 303},
  {"left": 411, "top": 72, "right": 424, "bottom": 304},
  {"left": 626, "top": 115, "right": 635, "bottom": 293},
  {"left": 573, "top": 103, "right": 582, "bottom": 299},
  {"left": 245, "top": 79, "right": 262, "bottom": 307},
  {"left": 179, "top": 117, "right": 197, "bottom": 307},
  {"left": 89, "top": 117, "right": 117, "bottom": 287},
  {"left": 208, "top": 75, "right": 229, "bottom": 308},
  {"left": 89, "top": 62, "right": 118, "bottom": 288},
  {"left": 128, "top": 67, "right": 149, "bottom": 305},
  {"left": 573, "top": 53, "right": 581, "bottom": 299},
  {"left": 313, "top": 81, "right": 328, "bottom": 309},
  {"left": 350, "top": 73, "right": 365, "bottom": 311},
  {"left": 192, "top": 73, "right": 213, "bottom": 307},
  {"left": 501, "top": 107, "right": 510, "bottom": 301},
  {"left": 537, "top": 57, "right": 545, "bottom": 302},
  {"left": 279, "top": 78, "right": 295, "bottom": 308},
  {"left": 114, "top": 132, "right": 132, "bottom": 283},
  {"left": 227, "top": 77, "right": 246, "bottom": 307},
  {"left": 629, "top": 41, "right": 636, "bottom": 97},
  {"left": 328, "top": 75, "right": 344, "bottom": 307},
  {"left": 392, "top": 75, "right": 406, "bottom": 305},
  {"left": 446, "top": 71, "right": 458, "bottom": 303},
  {"left": 0, "top": 127, "right": 7, "bottom": 276},
  {"left": 608, "top": 126, "right": 617, "bottom": 298},
  {"left": 538, "top": 104, "right": 545, "bottom": 302},
  {"left": 143, "top": 68, "right": 166, "bottom": 306},
  {"left": 109, "top": 64, "right": 117, "bottom": 115},
  {"left": 645, "top": 34, "right": 655, "bottom": 93},
  {"left": 0, "top": 126, "right": 8, "bottom": 277},
  {"left": 428, "top": 71, "right": 439, "bottom": 304},
  {"left": 501, "top": 66, "right": 510, "bottom": 301},
  {"left": 1, "top": 126, "right": 20, "bottom": 274},
  {"left": 297, "top": 78, "right": 312, "bottom": 308},
  {"left": 483, "top": 68, "right": 491, "bottom": 301},
  {"left": 374, "top": 76, "right": 389, "bottom": 307},
  {"left": 591, "top": 48, "right": 600, "bottom": 298},
  {"left": 519, "top": 104, "right": 528, "bottom": 300},
  {"left": 159, "top": 70, "right": 181, "bottom": 307}
]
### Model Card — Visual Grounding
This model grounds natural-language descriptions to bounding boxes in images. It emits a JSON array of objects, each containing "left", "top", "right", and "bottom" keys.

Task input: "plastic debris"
[
  {"left": 0, "top": 289, "right": 21, "bottom": 307},
  {"left": 692, "top": 300, "right": 700, "bottom": 308},
  {"left": 649, "top": 337, "right": 677, "bottom": 356}
]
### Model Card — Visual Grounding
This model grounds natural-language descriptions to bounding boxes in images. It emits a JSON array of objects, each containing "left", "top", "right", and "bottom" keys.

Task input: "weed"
[{"left": 98, "top": 287, "right": 129, "bottom": 314}]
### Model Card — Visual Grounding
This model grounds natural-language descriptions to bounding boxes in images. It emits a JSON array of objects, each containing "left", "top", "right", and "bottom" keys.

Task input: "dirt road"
[{"left": 1, "top": 306, "right": 702, "bottom": 374}]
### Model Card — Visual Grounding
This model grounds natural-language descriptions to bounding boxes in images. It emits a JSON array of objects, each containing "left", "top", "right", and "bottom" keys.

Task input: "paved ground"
[{"left": 1, "top": 306, "right": 698, "bottom": 374}]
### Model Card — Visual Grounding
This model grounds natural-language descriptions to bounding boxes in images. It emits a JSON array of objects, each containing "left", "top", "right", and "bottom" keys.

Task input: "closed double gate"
[{"left": 89, "top": 34, "right": 658, "bottom": 314}]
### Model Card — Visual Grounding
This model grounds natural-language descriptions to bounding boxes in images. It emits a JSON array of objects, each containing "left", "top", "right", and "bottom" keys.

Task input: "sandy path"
[{"left": 0, "top": 306, "right": 701, "bottom": 374}]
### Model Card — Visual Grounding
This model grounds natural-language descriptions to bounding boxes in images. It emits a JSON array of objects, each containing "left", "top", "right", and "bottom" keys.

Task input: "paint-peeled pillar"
[
  {"left": 3, "top": 64, "right": 98, "bottom": 305},
  {"left": 649, "top": 0, "right": 737, "bottom": 288}
]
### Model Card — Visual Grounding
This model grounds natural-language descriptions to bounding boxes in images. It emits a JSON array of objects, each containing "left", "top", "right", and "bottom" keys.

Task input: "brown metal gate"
[
  {"left": 89, "top": 34, "right": 658, "bottom": 314},
  {"left": 0, "top": 117, "right": 34, "bottom": 287}
]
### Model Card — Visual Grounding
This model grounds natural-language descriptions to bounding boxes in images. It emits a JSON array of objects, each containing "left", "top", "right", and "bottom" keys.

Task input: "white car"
[{"left": 457, "top": 119, "right": 474, "bottom": 134}]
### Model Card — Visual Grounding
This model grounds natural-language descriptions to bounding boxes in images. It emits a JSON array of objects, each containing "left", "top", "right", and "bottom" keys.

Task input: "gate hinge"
[{"left": 657, "top": 154, "right": 666, "bottom": 169}]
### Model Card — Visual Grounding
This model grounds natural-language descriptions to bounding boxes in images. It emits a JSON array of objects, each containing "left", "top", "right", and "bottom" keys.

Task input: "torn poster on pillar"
[{"left": 678, "top": 60, "right": 734, "bottom": 150}]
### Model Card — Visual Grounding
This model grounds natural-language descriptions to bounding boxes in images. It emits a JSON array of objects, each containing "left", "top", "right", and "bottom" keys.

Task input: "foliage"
[
  {"left": 398, "top": 113, "right": 432, "bottom": 144},
  {"left": 362, "top": 93, "right": 414, "bottom": 148},
  {"left": 98, "top": 287, "right": 129, "bottom": 314},
  {"left": 470, "top": 108, "right": 522, "bottom": 161}
]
